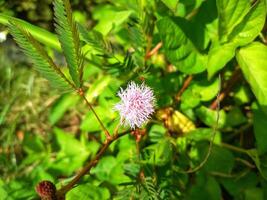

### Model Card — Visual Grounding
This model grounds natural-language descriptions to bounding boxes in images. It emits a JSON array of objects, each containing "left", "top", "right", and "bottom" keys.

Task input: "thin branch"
[
  {"left": 145, "top": 42, "right": 163, "bottom": 60},
  {"left": 56, "top": 130, "right": 130, "bottom": 199},
  {"left": 175, "top": 75, "right": 193, "bottom": 103},
  {"left": 210, "top": 68, "right": 242, "bottom": 110},
  {"left": 221, "top": 142, "right": 248, "bottom": 154},
  {"left": 181, "top": 74, "right": 221, "bottom": 174},
  {"left": 78, "top": 89, "right": 111, "bottom": 138}
]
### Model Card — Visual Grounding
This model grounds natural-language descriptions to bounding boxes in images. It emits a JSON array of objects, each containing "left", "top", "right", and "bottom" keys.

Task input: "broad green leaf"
[
  {"left": 191, "top": 78, "right": 220, "bottom": 101},
  {"left": 237, "top": 42, "right": 267, "bottom": 111},
  {"left": 54, "top": 0, "right": 83, "bottom": 87},
  {"left": 229, "top": 0, "right": 266, "bottom": 46},
  {"left": 186, "top": 128, "right": 221, "bottom": 144},
  {"left": 246, "top": 149, "right": 267, "bottom": 179},
  {"left": 8, "top": 21, "right": 74, "bottom": 92},
  {"left": 219, "top": 171, "right": 259, "bottom": 197},
  {"left": 157, "top": 17, "right": 207, "bottom": 74},
  {"left": 196, "top": 106, "right": 226, "bottom": 128},
  {"left": 51, "top": 128, "right": 91, "bottom": 175},
  {"left": 148, "top": 124, "right": 166, "bottom": 143},
  {"left": 188, "top": 175, "right": 221, "bottom": 200},
  {"left": 244, "top": 188, "right": 264, "bottom": 200},
  {"left": 49, "top": 93, "right": 79, "bottom": 125},
  {"left": 217, "top": 0, "right": 250, "bottom": 41},
  {"left": 67, "top": 183, "right": 110, "bottom": 200},
  {"left": 225, "top": 107, "right": 247, "bottom": 127},
  {"left": 207, "top": 42, "right": 236, "bottom": 79},
  {"left": 93, "top": 5, "right": 132, "bottom": 35},
  {"left": 143, "top": 138, "right": 173, "bottom": 166},
  {"left": 161, "top": 0, "right": 179, "bottom": 13},
  {"left": 0, "top": 13, "right": 61, "bottom": 50},
  {"left": 252, "top": 104, "right": 267, "bottom": 155},
  {"left": 180, "top": 87, "right": 201, "bottom": 109},
  {"left": 208, "top": 0, "right": 266, "bottom": 78},
  {"left": 200, "top": 145, "right": 235, "bottom": 173},
  {"left": 90, "top": 156, "right": 130, "bottom": 184}
]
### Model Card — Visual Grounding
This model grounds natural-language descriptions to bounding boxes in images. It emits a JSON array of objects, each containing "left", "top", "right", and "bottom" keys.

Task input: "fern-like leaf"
[
  {"left": 8, "top": 21, "right": 75, "bottom": 92},
  {"left": 78, "top": 24, "right": 111, "bottom": 55},
  {"left": 53, "top": 0, "right": 83, "bottom": 87}
]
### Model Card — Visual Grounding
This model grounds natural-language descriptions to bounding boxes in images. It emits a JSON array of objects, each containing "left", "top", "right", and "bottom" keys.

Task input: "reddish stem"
[
  {"left": 175, "top": 75, "right": 193, "bottom": 103},
  {"left": 145, "top": 42, "right": 163, "bottom": 60},
  {"left": 210, "top": 69, "right": 242, "bottom": 110},
  {"left": 56, "top": 130, "right": 130, "bottom": 199}
]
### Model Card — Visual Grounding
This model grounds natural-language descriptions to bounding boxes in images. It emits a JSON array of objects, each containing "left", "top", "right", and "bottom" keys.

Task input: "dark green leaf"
[{"left": 157, "top": 17, "right": 207, "bottom": 74}]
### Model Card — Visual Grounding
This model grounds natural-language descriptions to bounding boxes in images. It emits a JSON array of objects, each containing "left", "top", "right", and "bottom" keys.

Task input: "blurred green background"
[{"left": 1, "top": 0, "right": 267, "bottom": 199}]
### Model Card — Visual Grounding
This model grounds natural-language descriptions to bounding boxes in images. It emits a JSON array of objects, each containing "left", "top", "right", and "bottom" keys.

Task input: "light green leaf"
[
  {"left": 54, "top": 0, "right": 83, "bottom": 87},
  {"left": 229, "top": 0, "right": 266, "bottom": 46},
  {"left": 186, "top": 128, "right": 221, "bottom": 144},
  {"left": 191, "top": 78, "right": 220, "bottom": 101},
  {"left": 93, "top": 5, "right": 132, "bottom": 35},
  {"left": 236, "top": 42, "right": 267, "bottom": 111},
  {"left": 196, "top": 106, "right": 226, "bottom": 128},
  {"left": 217, "top": 0, "right": 250, "bottom": 41},
  {"left": 52, "top": 128, "right": 91, "bottom": 175},
  {"left": 90, "top": 156, "right": 130, "bottom": 184},
  {"left": 207, "top": 42, "right": 236, "bottom": 79},
  {"left": 49, "top": 94, "right": 79, "bottom": 125},
  {"left": 67, "top": 183, "right": 110, "bottom": 200},
  {"left": 161, "top": 0, "right": 179, "bottom": 13},
  {"left": 157, "top": 17, "right": 207, "bottom": 74},
  {"left": 0, "top": 13, "right": 61, "bottom": 50}
]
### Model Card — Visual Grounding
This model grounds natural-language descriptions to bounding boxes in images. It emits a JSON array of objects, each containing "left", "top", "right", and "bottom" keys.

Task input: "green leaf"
[
  {"left": 225, "top": 107, "right": 247, "bottom": 127},
  {"left": 143, "top": 138, "right": 173, "bottom": 166},
  {"left": 49, "top": 93, "right": 80, "bottom": 125},
  {"left": 236, "top": 42, "right": 267, "bottom": 112},
  {"left": 186, "top": 128, "right": 221, "bottom": 144},
  {"left": 0, "top": 13, "right": 61, "bottom": 50},
  {"left": 208, "top": 0, "right": 266, "bottom": 78},
  {"left": 54, "top": 0, "right": 83, "bottom": 87},
  {"left": 244, "top": 188, "right": 264, "bottom": 200},
  {"left": 90, "top": 156, "right": 130, "bottom": 184},
  {"left": 93, "top": 5, "right": 133, "bottom": 35},
  {"left": 160, "top": 0, "right": 179, "bottom": 13},
  {"left": 191, "top": 78, "right": 220, "bottom": 101},
  {"left": 196, "top": 106, "right": 226, "bottom": 128},
  {"left": 148, "top": 124, "right": 166, "bottom": 143},
  {"left": 8, "top": 21, "right": 74, "bottom": 92},
  {"left": 52, "top": 128, "right": 91, "bottom": 175},
  {"left": 157, "top": 17, "right": 207, "bottom": 74},
  {"left": 188, "top": 175, "right": 221, "bottom": 200},
  {"left": 229, "top": 0, "right": 266, "bottom": 46},
  {"left": 252, "top": 103, "right": 267, "bottom": 155},
  {"left": 217, "top": 0, "right": 250, "bottom": 41},
  {"left": 201, "top": 145, "right": 235, "bottom": 174},
  {"left": 78, "top": 24, "right": 109, "bottom": 54},
  {"left": 219, "top": 171, "right": 259, "bottom": 197},
  {"left": 67, "top": 183, "right": 110, "bottom": 200},
  {"left": 207, "top": 42, "right": 236, "bottom": 79}
]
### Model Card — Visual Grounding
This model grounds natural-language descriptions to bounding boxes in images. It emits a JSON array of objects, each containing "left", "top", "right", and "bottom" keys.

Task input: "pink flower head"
[{"left": 114, "top": 81, "right": 155, "bottom": 129}]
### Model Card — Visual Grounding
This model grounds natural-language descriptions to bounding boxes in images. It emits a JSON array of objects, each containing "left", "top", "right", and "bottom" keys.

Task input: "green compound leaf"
[
  {"left": 8, "top": 21, "right": 74, "bottom": 92},
  {"left": 237, "top": 42, "right": 267, "bottom": 112},
  {"left": 157, "top": 17, "right": 207, "bottom": 74},
  {"left": 54, "top": 0, "right": 83, "bottom": 87}
]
